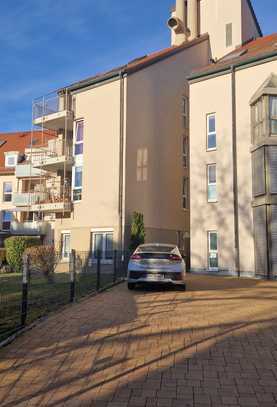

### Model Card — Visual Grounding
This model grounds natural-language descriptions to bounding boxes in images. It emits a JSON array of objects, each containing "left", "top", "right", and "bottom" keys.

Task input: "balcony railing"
[
  {"left": 13, "top": 187, "right": 72, "bottom": 212},
  {"left": 13, "top": 192, "right": 47, "bottom": 207},
  {"left": 33, "top": 91, "right": 72, "bottom": 120},
  {"left": 10, "top": 221, "right": 48, "bottom": 236},
  {"left": 33, "top": 140, "right": 73, "bottom": 169},
  {"left": 15, "top": 164, "right": 46, "bottom": 178}
]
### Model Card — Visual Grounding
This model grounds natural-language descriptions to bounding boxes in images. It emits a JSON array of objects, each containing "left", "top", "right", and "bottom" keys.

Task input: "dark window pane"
[
  {"left": 74, "top": 143, "right": 83, "bottom": 155},
  {"left": 76, "top": 121, "right": 84, "bottom": 142}
]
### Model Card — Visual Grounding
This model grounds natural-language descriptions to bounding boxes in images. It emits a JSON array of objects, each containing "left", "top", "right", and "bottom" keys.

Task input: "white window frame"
[
  {"left": 5, "top": 152, "right": 18, "bottom": 168},
  {"left": 207, "top": 113, "right": 216, "bottom": 151},
  {"left": 72, "top": 166, "right": 83, "bottom": 202},
  {"left": 74, "top": 120, "right": 84, "bottom": 156},
  {"left": 207, "top": 164, "right": 217, "bottom": 203},
  {"left": 3, "top": 182, "right": 12, "bottom": 202},
  {"left": 61, "top": 232, "right": 71, "bottom": 261},
  {"left": 208, "top": 231, "right": 219, "bottom": 270},
  {"left": 182, "top": 177, "right": 188, "bottom": 210},
  {"left": 91, "top": 229, "right": 114, "bottom": 264}
]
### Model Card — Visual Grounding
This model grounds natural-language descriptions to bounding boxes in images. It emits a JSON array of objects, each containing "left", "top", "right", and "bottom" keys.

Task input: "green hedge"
[{"left": 4, "top": 237, "right": 40, "bottom": 273}]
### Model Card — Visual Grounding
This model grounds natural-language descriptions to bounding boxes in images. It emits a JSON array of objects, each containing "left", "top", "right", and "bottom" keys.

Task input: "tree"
[{"left": 130, "top": 212, "right": 145, "bottom": 252}]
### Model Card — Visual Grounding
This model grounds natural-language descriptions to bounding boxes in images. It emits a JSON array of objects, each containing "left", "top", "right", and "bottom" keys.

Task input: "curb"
[{"left": 0, "top": 278, "right": 126, "bottom": 350}]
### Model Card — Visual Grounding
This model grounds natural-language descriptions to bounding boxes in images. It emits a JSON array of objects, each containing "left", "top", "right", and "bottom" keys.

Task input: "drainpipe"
[
  {"left": 118, "top": 71, "right": 126, "bottom": 255},
  {"left": 231, "top": 65, "right": 240, "bottom": 277},
  {"left": 187, "top": 0, "right": 198, "bottom": 40}
]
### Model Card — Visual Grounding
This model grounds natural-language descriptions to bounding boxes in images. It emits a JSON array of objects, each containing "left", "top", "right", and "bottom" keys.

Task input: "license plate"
[{"left": 146, "top": 274, "right": 164, "bottom": 281}]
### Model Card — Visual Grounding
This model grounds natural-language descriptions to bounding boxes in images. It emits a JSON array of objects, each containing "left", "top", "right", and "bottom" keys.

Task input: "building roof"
[
  {"left": 0, "top": 131, "right": 56, "bottom": 175},
  {"left": 189, "top": 33, "right": 277, "bottom": 81},
  {"left": 67, "top": 34, "right": 209, "bottom": 92}
]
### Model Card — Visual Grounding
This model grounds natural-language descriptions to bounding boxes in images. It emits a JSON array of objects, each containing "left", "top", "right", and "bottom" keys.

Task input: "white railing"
[
  {"left": 15, "top": 164, "right": 45, "bottom": 178},
  {"left": 13, "top": 192, "right": 47, "bottom": 206}
]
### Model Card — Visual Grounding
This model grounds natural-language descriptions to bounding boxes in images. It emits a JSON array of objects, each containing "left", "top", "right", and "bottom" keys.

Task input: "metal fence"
[{"left": 0, "top": 250, "right": 128, "bottom": 343}]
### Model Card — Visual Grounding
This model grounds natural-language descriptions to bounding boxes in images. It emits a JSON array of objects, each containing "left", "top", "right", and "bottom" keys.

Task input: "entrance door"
[
  {"left": 62, "top": 233, "right": 71, "bottom": 260},
  {"left": 208, "top": 231, "right": 218, "bottom": 270}
]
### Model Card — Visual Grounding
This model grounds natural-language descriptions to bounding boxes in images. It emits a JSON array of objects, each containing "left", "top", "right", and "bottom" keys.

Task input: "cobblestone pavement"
[{"left": 0, "top": 275, "right": 277, "bottom": 407}]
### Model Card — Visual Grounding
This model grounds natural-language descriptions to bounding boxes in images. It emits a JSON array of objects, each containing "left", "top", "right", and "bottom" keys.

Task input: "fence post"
[
  {"left": 21, "top": 254, "right": 29, "bottom": 327},
  {"left": 70, "top": 249, "right": 76, "bottom": 303},
  {"left": 113, "top": 250, "right": 117, "bottom": 283},
  {"left": 96, "top": 250, "right": 101, "bottom": 291}
]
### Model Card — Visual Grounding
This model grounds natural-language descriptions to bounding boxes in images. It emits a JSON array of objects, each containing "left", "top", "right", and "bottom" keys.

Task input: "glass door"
[
  {"left": 62, "top": 233, "right": 71, "bottom": 260},
  {"left": 92, "top": 231, "right": 114, "bottom": 262},
  {"left": 208, "top": 231, "right": 218, "bottom": 270}
]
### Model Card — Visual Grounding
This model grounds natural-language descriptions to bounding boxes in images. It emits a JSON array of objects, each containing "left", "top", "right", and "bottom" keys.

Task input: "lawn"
[{"left": 0, "top": 270, "right": 115, "bottom": 342}]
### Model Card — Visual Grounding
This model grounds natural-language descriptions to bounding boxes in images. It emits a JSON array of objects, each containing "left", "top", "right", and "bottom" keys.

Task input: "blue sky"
[{"left": 0, "top": 0, "right": 276, "bottom": 132}]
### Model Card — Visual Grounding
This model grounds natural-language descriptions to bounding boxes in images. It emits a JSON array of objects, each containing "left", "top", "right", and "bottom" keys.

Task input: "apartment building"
[
  {"left": 189, "top": 34, "right": 277, "bottom": 278},
  {"left": 11, "top": 0, "right": 269, "bottom": 271},
  {"left": 0, "top": 131, "right": 56, "bottom": 246}
]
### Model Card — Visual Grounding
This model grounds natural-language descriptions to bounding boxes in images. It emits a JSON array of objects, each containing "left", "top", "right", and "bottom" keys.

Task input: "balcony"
[
  {"left": 13, "top": 189, "right": 72, "bottom": 213},
  {"left": 32, "top": 91, "right": 73, "bottom": 130},
  {"left": 32, "top": 139, "right": 74, "bottom": 171},
  {"left": 10, "top": 221, "right": 48, "bottom": 236},
  {"left": 15, "top": 163, "right": 46, "bottom": 178}
]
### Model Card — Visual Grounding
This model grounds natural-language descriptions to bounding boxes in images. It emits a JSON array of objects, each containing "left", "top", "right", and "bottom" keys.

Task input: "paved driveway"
[{"left": 0, "top": 275, "right": 277, "bottom": 407}]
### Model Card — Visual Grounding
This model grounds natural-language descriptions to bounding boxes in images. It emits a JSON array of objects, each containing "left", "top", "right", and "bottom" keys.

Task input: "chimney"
[
  {"left": 167, "top": 0, "right": 188, "bottom": 46},
  {"left": 187, "top": 0, "right": 198, "bottom": 40}
]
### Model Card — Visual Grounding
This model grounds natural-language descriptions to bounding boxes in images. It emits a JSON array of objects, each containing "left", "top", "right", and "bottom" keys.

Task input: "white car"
[{"left": 127, "top": 243, "right": 186, "bottom": 290}]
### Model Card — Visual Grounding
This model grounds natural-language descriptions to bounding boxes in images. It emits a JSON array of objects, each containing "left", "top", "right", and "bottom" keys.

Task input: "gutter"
[
  {"left": 231, "top": 65, "right": 240, "bottom": 278},
  {"left": 188, "top": 50, "right": 277, "bottom": 82},
  {"left": 118, "top": 71, "right": 126, "bottom": 253}
]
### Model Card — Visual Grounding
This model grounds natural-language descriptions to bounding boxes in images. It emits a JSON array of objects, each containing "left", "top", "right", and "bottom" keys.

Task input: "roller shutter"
[
  {"left": 252, "top": 148, "right": 265, "bottom": 197},
  {"left": 253, "top": 205, "right": 268, "bottom": 277},
  {"left": 268, "top": 146, "right": 277, "bottom": 194},
  {"left": 271, "top": 205, "right": 277, "bottom": 278}
]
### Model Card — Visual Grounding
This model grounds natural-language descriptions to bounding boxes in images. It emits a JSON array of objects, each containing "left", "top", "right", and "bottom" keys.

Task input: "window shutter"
[
  {"left": 252, "top": 148, "right": 265, "bottom": 196},
  {"left": 253, "top": 206, "right": 268, "bottom": 277},
  {"left": 268, "top": 146, "right": 277, "bottom": 194},
  {"left": 271, "top": 206, "right": 277, "bottom": 277}
]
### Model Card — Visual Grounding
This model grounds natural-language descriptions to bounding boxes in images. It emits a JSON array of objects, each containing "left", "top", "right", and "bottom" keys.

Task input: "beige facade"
[{"left": 190, "top": 55, "right": 277, "bottom": 276}]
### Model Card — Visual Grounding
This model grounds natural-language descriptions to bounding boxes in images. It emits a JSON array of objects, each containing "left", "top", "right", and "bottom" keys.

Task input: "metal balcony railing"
[
  {"left": 33, "top": 91, "right": 71, "bottom": 120},
  {"left": 13, "top": 187, "right": 71, "bottom": 207},
  {"left": 10, "top": 221, "right": 48, "bottom": 236}
]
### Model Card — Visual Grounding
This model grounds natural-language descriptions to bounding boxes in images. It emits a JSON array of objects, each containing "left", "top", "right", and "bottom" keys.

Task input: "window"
[
  {"left": 207, "top": 164, "right": 217, "bottom": 202},
  {"left": 3, "top": 182, "right": 12, "bottom": 202},
  {"left": 226, "top": 23, "right": 233, "bottom": 47},
  {"left": 61, "top": 233, "right": 71, "bottom": 260},
  {"left": 73, "top": 166, "right": 82, "bottom": 201},
  {"left": 75, "top": 120, "right": 84, "bottom": 155},
  {"left": 137, "top": 148, "right": 148, "bottom": 182},
  {"left": 182, "top": 97, "right": 189, "bottom": 129},
  {"left": 2, "top": 211, "right": 12, "bottom": 231},
  {"left": 207, "top": 114, "right": 216, "bottom": 150},
  {"left": 208, "top": 231, "right": 218, "bottom": 269},
  {"left": 270, "top": 96, "right": 277, "bottom": 135},
  {"left": 5, "top": 153, "right": 18, "bottom": 168},
  {"left": 183, "top": 136, "right": 188, "bottom": 168},
  {"left": 182, "top": 177, "right": 188, "bottom": 209},
  {"left": 91, "top": 231, "right": 114, "bottom": 261}
]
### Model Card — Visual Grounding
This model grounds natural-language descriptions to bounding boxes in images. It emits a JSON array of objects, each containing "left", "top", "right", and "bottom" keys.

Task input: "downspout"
[
  {"left": 118, "top": 70, "right": 126, "bottom": 255},
  {"left": 231, "top": 65, "right": 240, "bottom": 277}
]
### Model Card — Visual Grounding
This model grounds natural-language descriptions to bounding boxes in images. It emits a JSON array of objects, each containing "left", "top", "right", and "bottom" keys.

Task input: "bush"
[
  {"left": 4, "top": 237, "right": 40, "bottom": 273},
  {"left": 130, "top": 212, "right": 145, "bottom": 253},
  {"left": 25, "top": 246, "right": 58, "bottom": 282}
]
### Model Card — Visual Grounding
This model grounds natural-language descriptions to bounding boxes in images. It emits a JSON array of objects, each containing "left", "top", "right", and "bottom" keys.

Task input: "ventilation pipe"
[
  {"left": 187, "top": 0, "right": 198, "bottom": 40},
  {"left": 167, "top": 0, "right": 188, "bottom": 45}
]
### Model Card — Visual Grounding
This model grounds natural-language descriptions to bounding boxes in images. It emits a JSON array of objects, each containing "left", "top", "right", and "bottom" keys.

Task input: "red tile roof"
[
  {"left": 190, "top": 33, "right": 277, "bottom": 79},
  {"left": 0, "top": 130, "right": 56, "bottom": 175}
]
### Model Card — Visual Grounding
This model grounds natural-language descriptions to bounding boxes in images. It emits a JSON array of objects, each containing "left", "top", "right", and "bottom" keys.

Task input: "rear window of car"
[{"left": 137, "top": 245, "right": 176, "bottom": 253}]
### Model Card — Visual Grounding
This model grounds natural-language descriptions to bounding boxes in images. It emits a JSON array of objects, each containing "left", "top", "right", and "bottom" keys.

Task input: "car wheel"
[{"left": 128, "top": 283, "right": 136, "bottom": 290}]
